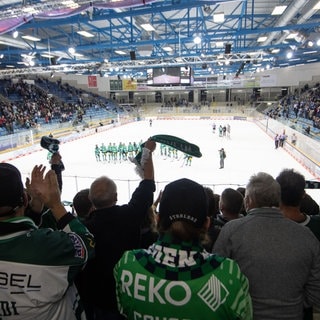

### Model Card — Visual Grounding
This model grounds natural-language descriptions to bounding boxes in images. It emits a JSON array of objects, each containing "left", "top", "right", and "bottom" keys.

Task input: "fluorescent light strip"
[
  {"left": 313, "top": 1, "right": 320, "bottom": 9},
  {"left": 286, "top": 33, "right": 298, "bottom": 39},
  {"left": 22, "top": 35, "right": 41, "bottom": 41},
  {"left": 41, "top": 54, "right": 54, "bottom": 58},
  {"left": 302, "top": 51, "right": 317, "bottom": 54},
  {"left": 77, "top": 30, "right": 94, "bottom": 38}
]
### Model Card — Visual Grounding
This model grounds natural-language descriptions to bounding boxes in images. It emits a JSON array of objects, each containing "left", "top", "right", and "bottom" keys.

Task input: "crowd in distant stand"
[
  {"left": 266, "top": 83, "right": 320, "bottom": 131},
  {"left": 0, "top": 78, "right": 111, "bottom": 135}
]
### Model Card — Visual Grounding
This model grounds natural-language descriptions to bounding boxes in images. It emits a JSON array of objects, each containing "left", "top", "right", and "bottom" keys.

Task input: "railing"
[{"left": 1, "top": 104, "right": 319, "bottom": 204}]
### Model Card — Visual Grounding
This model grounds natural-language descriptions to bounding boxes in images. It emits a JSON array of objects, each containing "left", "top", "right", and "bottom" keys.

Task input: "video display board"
[{"left": 147, "top": 67, "right": 193, "bottom": 86}]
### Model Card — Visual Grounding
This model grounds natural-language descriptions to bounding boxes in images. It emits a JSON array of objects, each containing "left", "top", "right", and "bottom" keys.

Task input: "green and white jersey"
[
  {"left": 0, "top": 215, "right": 95, "bottom": 320},
  {"left": 114, "top": 235, "right": 252, "bottom": 320}
]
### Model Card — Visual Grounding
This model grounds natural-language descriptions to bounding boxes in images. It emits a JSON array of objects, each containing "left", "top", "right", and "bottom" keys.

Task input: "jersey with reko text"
[{"left": 114, "top": 236, "right": 252, "bottom": 320}]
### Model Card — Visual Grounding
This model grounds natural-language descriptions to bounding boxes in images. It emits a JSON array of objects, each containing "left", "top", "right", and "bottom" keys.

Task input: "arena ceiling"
[{"left": 0, "top": 0, "right": 319, "bottom": 80}]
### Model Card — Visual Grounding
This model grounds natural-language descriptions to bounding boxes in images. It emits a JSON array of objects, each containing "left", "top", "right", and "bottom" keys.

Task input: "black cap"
[{"left": 159, "top": 178, "right": 208, "bottom": 228}]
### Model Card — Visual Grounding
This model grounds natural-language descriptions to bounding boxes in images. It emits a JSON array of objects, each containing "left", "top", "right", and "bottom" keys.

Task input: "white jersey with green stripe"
[{"left": 0, "top": 215, "right": 94, "bottom": 320}]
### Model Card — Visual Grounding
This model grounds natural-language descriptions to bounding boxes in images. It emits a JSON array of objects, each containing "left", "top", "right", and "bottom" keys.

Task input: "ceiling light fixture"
[
  {"left": 141, "top": 23, "right": 155, "bottom": 32},
  {"left": 257, "top": 36, "right": 267, "bottom": 42},
  {"left": 286, "top": 51, "right": 293, "bottom": 59},
  {"left": 215, "top": 41, "right": 224, "bottom": 48},
  {"left": 313, "top": 1, "right": 320, "bottom": 10},
  {"left": 302, "top": 50, "right": 317, "bottom": 54},
  {"left": 193, "top": 36, "right": 201, "bottom": 45},
  {"left": 286, "top": 33, "right": 298, "bottom": 39},
  {"left": 307, "top": 40, "right": 314, "bottom": 47},
  {"left": 163, "top": 46, "right": 172, "bottom": 52},
  {"left": 77, "top": 30, "right": 94, "bottom": 38},
  {"left": 271, "top": 5, "right": 287, "bottom": 15},
  {"left": 68, "top": 47, "right": 76, "bottom": 55},
  {"left": 21, "top": 35, "right": 41, "bottom": 41},
  {"left": 41, "top": 53, "right": 55, "bottom": 58},
  {"left": 213, "top": 12, "right": 225, "bottom": 23},
  {"left": 115, "top": 50, "right": 126, "bottom": 55},
  {"left": 73, "top": 52, "right": 84, "bottom": 57}
]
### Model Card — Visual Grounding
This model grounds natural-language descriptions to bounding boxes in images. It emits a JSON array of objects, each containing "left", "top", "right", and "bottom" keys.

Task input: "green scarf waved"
[
  {"left": 130, "top": 134, "right": 201, "bottom": 176},
  {"left": 151, "top": 134, "right": 202, "bottom": 157}
]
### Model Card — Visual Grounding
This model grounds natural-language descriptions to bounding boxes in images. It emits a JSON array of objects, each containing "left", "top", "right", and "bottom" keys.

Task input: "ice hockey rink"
[{"left": 1, "top": 118, "right": 319, "bottom": 206}]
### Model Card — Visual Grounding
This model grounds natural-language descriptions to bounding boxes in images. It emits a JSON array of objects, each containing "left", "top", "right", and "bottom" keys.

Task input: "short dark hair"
[
  {"left": 220, "top": 188, "right": 244, "bottom": 215},
  {"left": 276, "top": 169, "right": 305, "bottom": 207},
  {"left": 73, "top": 189, "right": 92, "bottom": 218}
]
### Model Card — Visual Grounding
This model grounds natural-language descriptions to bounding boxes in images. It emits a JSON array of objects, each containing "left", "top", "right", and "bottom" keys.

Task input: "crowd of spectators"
[
  {"left": 1, "top": 81, "right": 320, "bottom": 320},
  {"left": 0, "top": 78, "right": 114, "bottom": 135},
  {"left": 266, "top": 83, "right": 320, "bottom": 133}
]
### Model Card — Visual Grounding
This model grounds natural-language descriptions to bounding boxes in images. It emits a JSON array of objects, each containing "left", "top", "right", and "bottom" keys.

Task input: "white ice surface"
[{"left": 1, "top": 119, "right": 319, "bottom": 205}]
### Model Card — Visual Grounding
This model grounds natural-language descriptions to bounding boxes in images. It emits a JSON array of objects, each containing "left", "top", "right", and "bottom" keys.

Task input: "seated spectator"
[
  {"left": 114, "top": 178, "right": 253, "bottom": 320},
  {"left": 0, "top": 163, "right": 95, "bottom": 319},
  {"left": 213, "top": 172, "right": 320, "bottom": 319}
]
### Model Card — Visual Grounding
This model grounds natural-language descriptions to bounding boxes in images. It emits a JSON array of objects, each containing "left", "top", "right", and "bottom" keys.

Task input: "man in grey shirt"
[{"left": 213, "top": 172, "right": 320, "bottom": 320}]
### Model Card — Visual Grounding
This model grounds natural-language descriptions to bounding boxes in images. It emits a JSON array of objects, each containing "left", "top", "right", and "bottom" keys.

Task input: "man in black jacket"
[{"left": 77, "top": 138, "right": 156, "bottom": 320}]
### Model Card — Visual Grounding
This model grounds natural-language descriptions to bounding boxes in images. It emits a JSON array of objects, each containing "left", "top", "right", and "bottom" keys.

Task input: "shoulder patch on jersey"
[{"left": 69, "top": 233, "right": 85, "bottom": 259}]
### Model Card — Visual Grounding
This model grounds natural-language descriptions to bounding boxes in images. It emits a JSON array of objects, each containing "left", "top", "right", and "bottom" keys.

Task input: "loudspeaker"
[
  {"left": 188, "top": 90, "right": 194, "bottom": 103},
  {"left": 130, "top": 51, "right": 136, "bottom": 60},
  {"left": 50, "top": 57, "right": 57, "bottom": 65},
  {"left": 201, "top": 90, "right": 207, "bottom": 101},
  {"left": 129, "top": 91, "right": 134, "bottom": 103},
  {"left": 225, "top": 44, "right": 231, "bottom": 54}
]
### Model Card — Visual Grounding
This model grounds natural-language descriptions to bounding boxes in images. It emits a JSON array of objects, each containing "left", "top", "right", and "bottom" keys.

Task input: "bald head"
[{"left": 89, "top": 176, "right": 117, "bottom": 209}]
